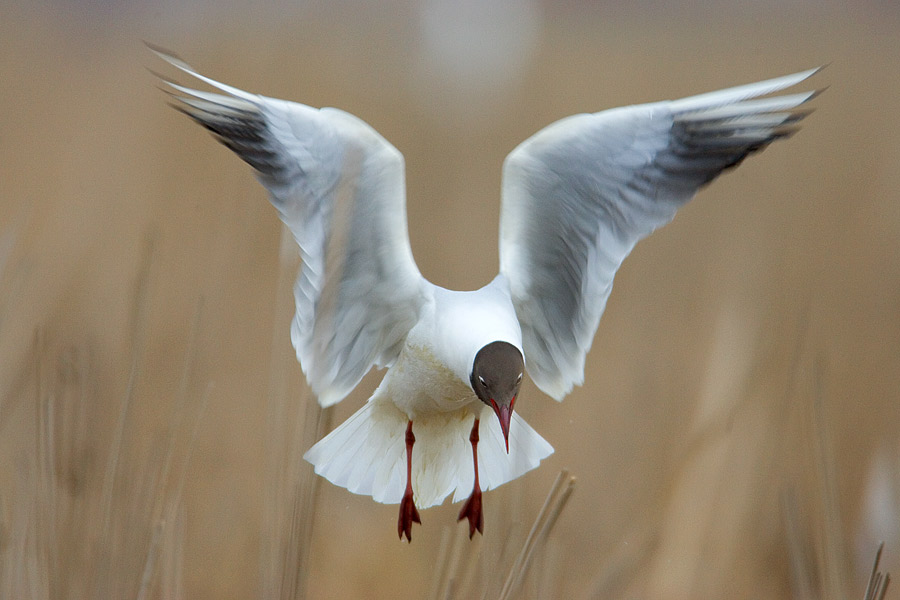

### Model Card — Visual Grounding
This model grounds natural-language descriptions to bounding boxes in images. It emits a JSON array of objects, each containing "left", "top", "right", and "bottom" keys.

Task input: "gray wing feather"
[
  {"left": 154, "top": 48, "right": 426, "bottom": 406},
  {"left": 500, "top": 68, "right": 822, "bottom": 400}
]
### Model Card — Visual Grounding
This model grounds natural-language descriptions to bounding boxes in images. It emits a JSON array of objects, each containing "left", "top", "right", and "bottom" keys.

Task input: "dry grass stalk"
[
  {"left": 444, "top": 518, "right": 487, "bottom": 600},
  {"left": 428, "top": 526, "right": 455, "bottom": 600},
  {"left": 260, "top": 226, "right": 297, "bottom": 598},
  {"left": 136, "top": 300, "right": 208, "bottom": 600},
  {"left": 159, "top": 501, "right": 186, "bottom": 600},
  {"left": 436, "top": 522, "right": 470, "bottom": 600},
  {"left": 0, "top": 232, "right": 212, "bottom": 599},
  {"left": 862, "top": 543, "right": 891, "bottom": 600},
  {"left": 536, "top": 537, "right": 563, "bottom": 599},
  {"left": 782, "top": 488, "right": 817, "bottom": 600},
  {"left": 138, "top": 380, "right": 210, "bottom": 600},
  {"left": 280, "top": 399, "right": 330, "bottom": 600},
  {"left": 136, "top": 521, "right": 166, "bottom": 600},
  {"left": 424, "top": 471, "right": 576, "bottom": 600},
  {"left": 32, "top": 328, "right": 53, "bottom": 599},
  {"left": 96, "top": 236, "right": 155, "bottom": 561},
  {"left": 498, "top": 469, "right": 576, "bottom": 600},
  {"left": 453, "top": 529, "right": 487, "bottom": 598},
  {"left": 261, "top": 223, "right": 331, "bottom": 600},
  {"left": 811, "top": 358, "right": 848, "bottom": 600},
  {"left": 782, "top": 344, "right": 888, "bottom": 600},
  {"left": 91, "top": 237, "right": 202, "bottom": 598},
  {"left": 581, "top": 525, "right": 659, "bottom": 599}
]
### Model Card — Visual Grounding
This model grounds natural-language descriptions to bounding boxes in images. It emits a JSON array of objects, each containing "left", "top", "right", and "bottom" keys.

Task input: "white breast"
[
  {"left": 378, "top": 342, "right": 476, "bottom": 417},
  {"left": 377, "top": 275, "right": 523, "bottom": 418}
]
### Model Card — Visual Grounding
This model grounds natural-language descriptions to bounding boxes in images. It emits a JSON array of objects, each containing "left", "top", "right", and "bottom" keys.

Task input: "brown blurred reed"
[{"left": 2, "top": 5, "right": 899, "bottom": 599}]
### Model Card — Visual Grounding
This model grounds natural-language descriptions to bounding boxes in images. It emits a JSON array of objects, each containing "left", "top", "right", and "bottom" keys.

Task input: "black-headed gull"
[{"left": 153, "top": 47, "right": 820, "bottom": 541}]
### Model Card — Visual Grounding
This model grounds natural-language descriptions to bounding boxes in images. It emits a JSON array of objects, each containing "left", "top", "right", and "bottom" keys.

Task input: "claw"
[
  {"left": 457, "top": 487, "right": 483, "bottom": 538},
  {"left": 398, "top": 489, "right": 421, "bottom": 542}
]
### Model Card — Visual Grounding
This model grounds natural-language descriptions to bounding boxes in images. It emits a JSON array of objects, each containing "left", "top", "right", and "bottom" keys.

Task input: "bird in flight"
[{"left": 152, "top": 46, "right": 820, "bottom": 542}]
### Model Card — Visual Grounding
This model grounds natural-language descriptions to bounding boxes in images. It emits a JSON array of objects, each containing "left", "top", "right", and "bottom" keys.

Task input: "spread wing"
[
  {"left": 153, "top": 48, "right": 427, "bottom": 406},
  {"left": 499, "top": 68, "right": 822, "bottom": 400}
]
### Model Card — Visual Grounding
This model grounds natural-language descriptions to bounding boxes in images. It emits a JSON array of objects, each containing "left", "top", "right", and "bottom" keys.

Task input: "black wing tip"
[{"left": 167, "top": 101, "right": 207, "bottom": 126}]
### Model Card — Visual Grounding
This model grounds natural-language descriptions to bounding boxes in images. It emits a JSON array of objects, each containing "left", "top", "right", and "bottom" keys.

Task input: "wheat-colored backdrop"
[{"left": 2, "top": 1, "right": 899, "bottom": 598}]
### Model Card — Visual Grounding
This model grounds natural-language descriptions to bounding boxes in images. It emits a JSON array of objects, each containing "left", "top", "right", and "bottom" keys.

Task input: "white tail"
[{"left": 304, "top": 399, "right": 554, "bottom": 509}]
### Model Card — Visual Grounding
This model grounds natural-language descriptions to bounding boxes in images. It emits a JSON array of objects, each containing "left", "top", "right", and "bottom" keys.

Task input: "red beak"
[{"left": 490, "top": 400, "right": 512, "bottom": 453}]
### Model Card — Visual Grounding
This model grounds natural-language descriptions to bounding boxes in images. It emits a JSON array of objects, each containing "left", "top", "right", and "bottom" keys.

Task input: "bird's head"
[{"left": 470, "top": 341, "right": 524, "bottom": 453}]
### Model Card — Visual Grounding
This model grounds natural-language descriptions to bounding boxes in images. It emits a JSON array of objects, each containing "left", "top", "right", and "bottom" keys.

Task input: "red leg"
[
  {"left": 457, "top": 418, "right": 484, "bottom": 538},
  {"left": 398, "top": 420, "right": 421, "bottom": 542}
]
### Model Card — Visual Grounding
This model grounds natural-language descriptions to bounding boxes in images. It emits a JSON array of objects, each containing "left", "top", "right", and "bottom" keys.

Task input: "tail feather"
[
  {"left": 304, "top": 400, "right": 407, "bottom": 503},
  {"left": 318, "top": 408, "right": 373, "bottom": 489},
  {"left": 457, "top": 409, "right": 555, "bottom": 503},
  {"left": 304, "top": 400, "right": 554, "bottom": 509}
]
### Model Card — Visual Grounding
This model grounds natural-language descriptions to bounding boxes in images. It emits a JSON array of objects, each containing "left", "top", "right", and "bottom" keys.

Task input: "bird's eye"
[
  {"left": 478, "top": 376, "right": 486, "bottom": 386},
  {"left": 517, "top": 373, "right": 523, "bottom": 382}
]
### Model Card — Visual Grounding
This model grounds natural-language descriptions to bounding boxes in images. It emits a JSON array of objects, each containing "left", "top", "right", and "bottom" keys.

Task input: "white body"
[{"left": 305, "top": 276, "right": 553, "bottom": 508}]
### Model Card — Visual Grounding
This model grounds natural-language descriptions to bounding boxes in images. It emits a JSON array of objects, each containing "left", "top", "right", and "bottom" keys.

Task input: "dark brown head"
[{"left": 470, "top": 341, "right": 524, "bottom": 453}]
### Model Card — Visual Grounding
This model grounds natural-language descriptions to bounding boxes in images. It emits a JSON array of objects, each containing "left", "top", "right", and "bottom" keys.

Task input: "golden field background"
[{"left": 2, "top": 1, "right": 899, "bottom": 598}]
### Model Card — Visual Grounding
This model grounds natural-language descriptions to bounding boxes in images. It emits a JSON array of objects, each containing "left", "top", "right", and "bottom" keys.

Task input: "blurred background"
[{"left": 2, "top": 0, "right": 899, "bottom": 598}]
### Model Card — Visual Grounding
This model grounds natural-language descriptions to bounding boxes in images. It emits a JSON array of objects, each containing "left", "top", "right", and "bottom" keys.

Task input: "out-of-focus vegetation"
[{"left": 2, "top": 1, "right": 899, "bottom": 598}]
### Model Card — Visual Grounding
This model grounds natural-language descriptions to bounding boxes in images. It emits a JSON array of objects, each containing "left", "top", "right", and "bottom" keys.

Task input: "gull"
[{"left": 152, "top": 47, "right": 821, "bottom": 541}]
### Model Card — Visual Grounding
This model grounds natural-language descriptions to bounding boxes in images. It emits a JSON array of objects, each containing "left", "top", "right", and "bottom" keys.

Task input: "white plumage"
[
  {"left": 303, "top": 275, "right": 552, "bottom": 509},
  {"left": 153, "top": 45, "right": 820, "bottom": 539},
  {"left": 305, "top": 394, "right": 552, "bottom": 508}
]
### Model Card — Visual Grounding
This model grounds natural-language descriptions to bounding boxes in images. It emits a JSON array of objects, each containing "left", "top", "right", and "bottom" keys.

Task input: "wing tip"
[
  {"left": 146, "top": 42, "right": 257, "bottom": 103},
  {"left": 535, "top": 375, "right": 577, "bottom": 402},
  {"left": 671, "top": 64, "right": 827, "bottom": 115},
  {"left": 806, "top": 85, "right": 828, "bottom": 103},
  {"left": 144, "top": 41, "right": 193, "bottom": 73},
  {"left": 767, "top": 64, "right": 827, "bottom": 95},
  {"left": 794, "top": 64, "right": 827, "bottom": 83}
]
